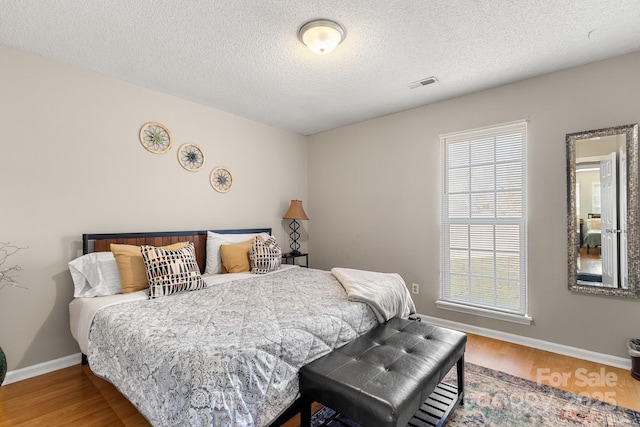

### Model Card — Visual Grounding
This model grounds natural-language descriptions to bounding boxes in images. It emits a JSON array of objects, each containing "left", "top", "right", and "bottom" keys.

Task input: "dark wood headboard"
[{"left": 82, "top": 228, "right": 272, "bottom": 273}]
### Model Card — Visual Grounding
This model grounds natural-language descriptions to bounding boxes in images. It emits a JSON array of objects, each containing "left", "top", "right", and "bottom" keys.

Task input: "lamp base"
[{"left": 288, "top": 219, "right": 302, "bottom": 255}]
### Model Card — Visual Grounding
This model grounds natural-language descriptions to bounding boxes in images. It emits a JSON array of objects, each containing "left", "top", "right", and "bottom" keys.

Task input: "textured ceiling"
[{"left": 1, "top": 1, "right": 640, "bottom": 135}]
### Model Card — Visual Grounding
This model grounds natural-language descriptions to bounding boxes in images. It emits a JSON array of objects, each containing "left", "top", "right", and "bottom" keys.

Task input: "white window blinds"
[{"left": 440, "top": 120, "right": 528, "bottom": 318}]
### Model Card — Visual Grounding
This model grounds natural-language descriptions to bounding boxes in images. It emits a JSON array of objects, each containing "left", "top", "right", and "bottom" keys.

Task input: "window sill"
[{"left": 435, "top": 300, "right": 533, "bottom": 325}]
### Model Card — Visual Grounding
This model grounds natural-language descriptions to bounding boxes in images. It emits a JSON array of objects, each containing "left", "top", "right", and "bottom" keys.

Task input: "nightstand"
[{"left": 282, "top": 252, "right": 308, "bottom": 268}]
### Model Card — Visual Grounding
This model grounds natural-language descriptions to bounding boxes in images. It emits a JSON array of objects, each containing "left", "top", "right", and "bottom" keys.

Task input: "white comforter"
[
  {"left": 86, "top": 267, "right": 386, "bottom": 426},
  {"left": 331, "top": 267, "right": 416, "bottom": 323}
]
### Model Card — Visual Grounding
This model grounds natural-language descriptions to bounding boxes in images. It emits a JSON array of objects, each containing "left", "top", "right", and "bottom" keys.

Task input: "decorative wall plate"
[
  {"left": 210, "top": 167, "right": 233, "bottom": 193},
  {"left": 139, "top": 122, "right": 172, "bottom": 154},
  {"left": 177, "top": 143, "right": 205, "bottom": 171}
]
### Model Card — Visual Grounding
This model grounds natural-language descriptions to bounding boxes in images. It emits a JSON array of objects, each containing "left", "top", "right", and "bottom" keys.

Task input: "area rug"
[{"left": 308, "top": 363, "right": 640, "bottom": 427}]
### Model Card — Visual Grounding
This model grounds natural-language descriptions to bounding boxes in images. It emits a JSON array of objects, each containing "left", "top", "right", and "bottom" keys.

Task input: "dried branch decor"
[{"left": 0, "top": 242, "right": 27, "bottom": 291}]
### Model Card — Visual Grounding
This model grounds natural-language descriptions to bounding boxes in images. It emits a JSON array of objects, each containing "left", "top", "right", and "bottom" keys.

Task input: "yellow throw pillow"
[
  {"left": 219, "top": 239, "right": 253, "bottom": 273},
  {"left": 111, "top": 242, "right": 189, "bottom": 293}
]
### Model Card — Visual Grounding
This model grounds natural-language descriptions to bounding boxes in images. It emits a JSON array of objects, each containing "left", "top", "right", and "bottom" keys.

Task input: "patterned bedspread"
[{"left": 88, "top": 267, "right": 380, "bottom": 426}]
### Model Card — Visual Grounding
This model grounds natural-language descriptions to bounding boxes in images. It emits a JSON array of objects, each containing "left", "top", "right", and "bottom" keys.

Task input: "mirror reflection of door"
[
  {"left": 575, "top": 134, "right": 627, "bottom": 288},
  {"left": 600, "top": 152, "right": 617, "bottom": 287},
  {"left": 619, "top": 144, "right": 628, "bottom": 289}
]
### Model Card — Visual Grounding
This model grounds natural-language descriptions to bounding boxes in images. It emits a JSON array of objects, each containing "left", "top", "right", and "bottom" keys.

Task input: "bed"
[
  {"left": 68, "top": 228, "right": 414, "bottom": 426},
  {"left": 582, "top": 213, "right": 602, "bottom": 254}
]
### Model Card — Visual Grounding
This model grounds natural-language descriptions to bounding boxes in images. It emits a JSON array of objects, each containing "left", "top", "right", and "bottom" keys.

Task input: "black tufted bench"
[{"left": 298, "top": 317, "right": 466, "bottom": 427}]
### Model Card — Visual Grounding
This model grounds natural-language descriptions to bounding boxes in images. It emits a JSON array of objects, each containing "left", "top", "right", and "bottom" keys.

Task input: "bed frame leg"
[{"left": 81, "top": 353, "right": 88, "bottom": 365}]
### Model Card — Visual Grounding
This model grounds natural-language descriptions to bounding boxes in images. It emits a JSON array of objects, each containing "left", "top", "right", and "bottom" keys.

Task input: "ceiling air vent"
[{"left": 408, "top": 76, "right": 438, "bottom": 89}]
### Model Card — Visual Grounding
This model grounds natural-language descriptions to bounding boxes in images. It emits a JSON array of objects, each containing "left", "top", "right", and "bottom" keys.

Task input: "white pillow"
[
  {"left": 69, "top": 252, "right": 122, "bottom": 297},
  {"left": 205, "top": 231, "right": 270, "bottom": 274}
]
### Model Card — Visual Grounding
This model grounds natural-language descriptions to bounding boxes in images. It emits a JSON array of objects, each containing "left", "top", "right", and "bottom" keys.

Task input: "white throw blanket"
[{"left": 331, "top": 267, "right": 416, "bottom": 323}]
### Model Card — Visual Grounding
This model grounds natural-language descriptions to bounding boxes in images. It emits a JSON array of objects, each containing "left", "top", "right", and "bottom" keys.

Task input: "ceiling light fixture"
[{"left": 298, "top": 19, "right": 345, "bottom": 55}]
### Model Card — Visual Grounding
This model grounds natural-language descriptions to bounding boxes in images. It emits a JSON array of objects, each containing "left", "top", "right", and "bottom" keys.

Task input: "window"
[
  {"left": 438, "top": 120, "right": 531, "bottom": 324},
  {"left": 591, "top": 181, "right": 601, "bottom": 213}
]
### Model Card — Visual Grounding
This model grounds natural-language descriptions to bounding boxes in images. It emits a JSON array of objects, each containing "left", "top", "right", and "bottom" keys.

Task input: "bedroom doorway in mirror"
[{"left": 574, "top": 134, "right": 626, "bottom": 288}]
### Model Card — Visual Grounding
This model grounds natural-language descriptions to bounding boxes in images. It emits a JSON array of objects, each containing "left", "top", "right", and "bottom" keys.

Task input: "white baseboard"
[
  {"left": 417, "top": 313, "right": 632, "bottom": 370},
  {"left": 2, "top": 318, "right": 632, "bottom": 385},
  {"left": 3, "top": 352, "right": 82, "bottom": 385}
]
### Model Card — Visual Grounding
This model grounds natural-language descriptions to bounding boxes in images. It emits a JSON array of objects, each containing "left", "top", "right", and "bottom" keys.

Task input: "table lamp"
[{"left": 283, "top": 200, "right": 309, "bottom": 255}]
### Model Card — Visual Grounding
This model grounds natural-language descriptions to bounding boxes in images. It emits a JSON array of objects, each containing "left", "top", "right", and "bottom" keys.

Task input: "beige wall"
[
  {"left": 2, "top": 42, "right": 640, "bottom": 373},
  {"left": 308, "top": 52, "right": 640, "bottom": 359},
  {"left": 0, "top": 45, "right": 308, "bottom": 371}
]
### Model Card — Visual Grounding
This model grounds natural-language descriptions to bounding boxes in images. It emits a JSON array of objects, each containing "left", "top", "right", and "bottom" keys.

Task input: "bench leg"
[
  {"left": 456, "top": 354, "right": 465, "bottom": 405},
  {"left": 299, "top": 395, "right": 312, "bottom": 427}
]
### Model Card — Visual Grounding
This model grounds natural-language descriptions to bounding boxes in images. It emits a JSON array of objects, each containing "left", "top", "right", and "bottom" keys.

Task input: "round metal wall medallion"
[
  {"left": 210, "top": 167, "right": 233, "bottom": 193},
  {"left": 177, "top": 143, "right": 205, "bottom": 171},
  {"left": 139, "top": 122, "right": 172, "bottom": 154}
]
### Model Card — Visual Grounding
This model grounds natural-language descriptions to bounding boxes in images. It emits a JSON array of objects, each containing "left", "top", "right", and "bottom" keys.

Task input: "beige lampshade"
[{"left": 283, "top": 200, "right": 309, "bottom": 220}]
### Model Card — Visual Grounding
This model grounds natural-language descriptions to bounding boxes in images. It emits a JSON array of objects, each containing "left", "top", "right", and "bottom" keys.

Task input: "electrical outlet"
[{"left": 411, "top": 283, "right": 420, "bottom": 294}]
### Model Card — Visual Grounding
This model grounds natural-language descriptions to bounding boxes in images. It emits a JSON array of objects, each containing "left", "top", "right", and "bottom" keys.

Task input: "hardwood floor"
[
  {"left": 464, "top": 333, "right": 640, "bottom": 411},
  {"left": 578, "top": 246, "right": 602, "bottom": 276},
  {"left": 1, "top": 334, "right": 639, "bottom": 426}
]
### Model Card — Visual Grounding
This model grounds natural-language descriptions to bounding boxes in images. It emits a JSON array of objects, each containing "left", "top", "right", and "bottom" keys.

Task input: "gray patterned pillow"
[
  {"left": 249, "top": 236, "right": 282, "bottom": 274},
  {"left": 141, "top": 243, "right": 205, "bottom": 299}
]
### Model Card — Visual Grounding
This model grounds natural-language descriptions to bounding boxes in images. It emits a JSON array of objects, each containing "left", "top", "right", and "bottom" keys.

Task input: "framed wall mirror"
[{"left": 566, "top": 123, "right": 639, "bottom": 298}]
